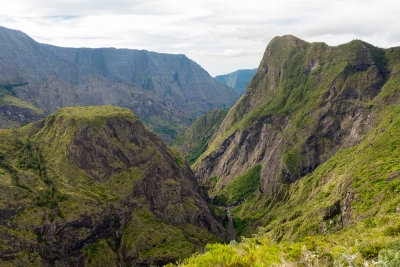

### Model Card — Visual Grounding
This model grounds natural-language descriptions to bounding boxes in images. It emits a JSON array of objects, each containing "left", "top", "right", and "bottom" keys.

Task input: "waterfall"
[{"left": 226, "top": 207, "right": 236, "bottom": 241}]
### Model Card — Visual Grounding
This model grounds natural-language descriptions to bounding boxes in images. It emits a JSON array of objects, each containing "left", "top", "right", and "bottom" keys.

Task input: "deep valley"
[{"left": 0, "top": 27, "right": 399, "bottom": 266}]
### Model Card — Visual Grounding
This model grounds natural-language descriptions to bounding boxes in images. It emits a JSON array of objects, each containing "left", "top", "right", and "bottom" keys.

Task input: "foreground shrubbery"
[{"left": 165, "top": 228, "right": 400, "bottom": 267}]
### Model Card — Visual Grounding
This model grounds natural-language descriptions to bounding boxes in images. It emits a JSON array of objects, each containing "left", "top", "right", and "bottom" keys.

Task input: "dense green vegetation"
[
  {"left": 167, "top": 235, "right": 400, "bottom": 266},
  {"left": 0, "top": 87, "right": 44, "bottom": 128},
  {"left": 1, "top": 31, "right": 400, "bottom": 266},
  {"left": 170, "top": 109, "right": 227, "bottom": 165},
  {"left": 196, "top": 38, "right": 391, "bottom": 163},
  {"left": 167, "top": 104, "right": 400, "bottom": 266},
  {"left": 211, "top": 165, "right": 261, "bottom": 206},
  {"left": 0, "top": 106, "right": 223, "bottom": 266},
  {"left": 177, "top": 36, "right": 400, "bottom": 266}
]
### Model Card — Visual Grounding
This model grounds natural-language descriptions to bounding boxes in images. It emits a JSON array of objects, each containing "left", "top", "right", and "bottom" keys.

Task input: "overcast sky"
[{"left": 1, "top": 0, "right": 399, "bottom": 76}]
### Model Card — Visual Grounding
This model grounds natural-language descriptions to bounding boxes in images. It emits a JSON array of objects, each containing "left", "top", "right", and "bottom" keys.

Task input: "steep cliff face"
[
  {"left": 0, "top": 106, "right": 226, "bottom": 266},
  {"left": 215, "top": 68, "right": 257, "bottom": 96},
  {"left": 44, "top": 46, "right": 238, "bottom": 116},
  {"left": 194, "top": 36, "right": 400, "bottom": 233},
  {"left": 0, "top": 26, "right": 238, "bottom": 139},
  {"left": 170, "top": 109, "right": 227, "bottom": 165}
]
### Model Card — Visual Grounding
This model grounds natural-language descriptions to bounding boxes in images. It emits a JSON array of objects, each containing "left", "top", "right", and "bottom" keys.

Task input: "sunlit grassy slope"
[
  {"left": 169, "top": 37, "right": 400, "bottom": 266},
  {"left": 166, "top": 104, "right": 400, "bottom": 267},
  {"left": 0, "top": 106, "right": 222, "bottom": 266}
]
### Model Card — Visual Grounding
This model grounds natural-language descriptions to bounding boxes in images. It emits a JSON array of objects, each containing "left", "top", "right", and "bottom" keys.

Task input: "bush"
[
  {"left": 383, "top": 224, "right": 400, "bottom": 236},
  {"left": 378, "top": 239, "right": 400, "bottom": 266},
  {"left": 359, "top": 243, "right": 384, "bottom": 259}
]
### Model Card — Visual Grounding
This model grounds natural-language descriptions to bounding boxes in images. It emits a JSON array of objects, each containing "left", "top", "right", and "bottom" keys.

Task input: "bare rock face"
[
  {"left": 341, "top": 191, "right": 354, "bottom": 227},
  {"left": 0, "top": 105, "right": 43, "bottom": 128},
  {"left": 195, "top": 35, "right": 394, "bottom": 197},
  {"left": 197, "top": 115, "right": 289, "bottom": 194},
  {"left": 0, "top": 106, "right": 226, "bottom": 266}
]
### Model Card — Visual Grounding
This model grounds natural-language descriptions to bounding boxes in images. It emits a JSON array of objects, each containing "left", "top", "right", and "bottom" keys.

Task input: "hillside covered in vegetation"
[
  {"left": 1, "top": 32, "right": 400, "bottom": 267},
  {"left": 0, "top": 106, "right": 226, "bottom": 266},
  {"left": 172, "top": 36, "right": 400, "bottom": 266}
]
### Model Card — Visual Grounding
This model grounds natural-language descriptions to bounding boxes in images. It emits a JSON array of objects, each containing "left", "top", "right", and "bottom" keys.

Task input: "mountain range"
[
  {"left": 1, "top": 26, "right": 400, "bottom": 266},
  {"left": 215, "top": 68, "right": 257, "bottom": 96},
  {"left": 0, "top": 26, "right": 238, "bottom": 140}
]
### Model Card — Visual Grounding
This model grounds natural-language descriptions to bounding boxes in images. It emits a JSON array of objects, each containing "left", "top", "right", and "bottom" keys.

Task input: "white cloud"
[{"left": 0, "top": 0, "right": 400, "bottom": 75}]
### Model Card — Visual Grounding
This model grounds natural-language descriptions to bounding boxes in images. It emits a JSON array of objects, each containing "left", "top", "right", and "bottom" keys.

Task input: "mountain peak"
[
  {"left": 268, "top": 35, "right": 309, "bottom": 49},
  {"left": 0, "top": 106, "right": 226, "bottom": 265},
  {"left": 44, "top": 106, "right": 138, "bottom": 125}
]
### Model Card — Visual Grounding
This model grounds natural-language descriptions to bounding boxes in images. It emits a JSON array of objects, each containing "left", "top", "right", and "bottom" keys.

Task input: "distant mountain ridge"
[
  {"left": 215, "top": 68, "right": 257, "bottom": 96},
  {"left": 0, "top": 26, "right": 238, "bottom": 139}
]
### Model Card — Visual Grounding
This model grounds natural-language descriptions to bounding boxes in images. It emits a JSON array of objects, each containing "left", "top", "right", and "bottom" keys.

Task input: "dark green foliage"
[
  {"left": 213, "top": 165, "right": 261, "bottom": 206},
  {"left": 211, "top": 194, "right": 229, "bottom": 206},
  {"left": 283, "top": 148, "right": 301, "bottom": 175},
  {"left": 171, "top": 109, "right": 227, "bottom": 165},
  {"left": 359, "top": 243, "right": 384, "bottom": 259},
  {"left": 174, "top": 157, "right": 184, "bottom": 166},
  {"left": 379, "top": 239, "right": 400, "bottom": 266},
  {"left": 185, "top": 138, "right": 208, "bottom": 165},
  {"left": 154, "top": 125, "right": 178, "bottom": 139},
  {"left": 383, "top": 224, "right": 400, "bottom": 236},
  {"left": 0, "top": 106, "right": 222, "bottom": 266},
  {"left": 1, "top": 83, "right": 28, "bottom": 95},
  {"left": 36, "top": 186, "right": 66, "bottom": 209},
  {"left": 83, "top": 239, "right": 118, "bottom": 267}
]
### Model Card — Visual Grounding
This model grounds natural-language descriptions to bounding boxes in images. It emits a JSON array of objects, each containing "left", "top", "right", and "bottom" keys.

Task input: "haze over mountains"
[
  {"left": 215, "top": 68, "right": 257, "bottom": 96},
  {"left": 0, "top": 26, "right": 238, "bottom": 140},
  {"left": 1, "top": 24, "right": 400, "bottom": 266}
]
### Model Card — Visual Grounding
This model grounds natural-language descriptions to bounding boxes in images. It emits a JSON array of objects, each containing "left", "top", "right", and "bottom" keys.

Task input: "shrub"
[{"left": 378, "top": 239, "right": 400, "bottom": 266}]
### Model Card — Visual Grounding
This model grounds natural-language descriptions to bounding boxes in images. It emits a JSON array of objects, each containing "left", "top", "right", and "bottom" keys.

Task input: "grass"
[
  {"left": 179, "top": 103, "right": 400, "bottom": 265},
  {"left": 0, "top": 88, "right": 43, "bottom": 114},
  {"left": 0, "top": 106, "right": 220, "bottom": 266},
  {"left": 212, "top": 165, "right": 261, "bottom": 206},
  {"left": 173, "top": 37, "right": 400, "bottom": 266},
  {"left": 167, "top": 232, "right": 400, "bottom": 267},
  {"left": 194, "top": 36, "right": 390, "bottom": 167},
  {"left": 170, "top": 109, "right": 227, "bottom": 165}
]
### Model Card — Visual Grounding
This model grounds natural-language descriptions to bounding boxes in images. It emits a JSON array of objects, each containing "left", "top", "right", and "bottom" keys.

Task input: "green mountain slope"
[
  {"left": 193, "top": 35, "right": 400, "bottom": 236},
  {"left": 169, "top": 103, "right": 400, "bottom": 267},
  {"left": 215, "top": 68, "right": 257, "bottom": 96},
  {"left": 0, "top": 26, "right": 238, "bottom": 139},
  {"left": 0, "top": 87, "right": 44, "bottom": 128},
  {"left": 165, "top": 35, "right": 400, "bottom": 267},
  {"left": 170, "top": 109, "right": 227, "bottom": 165},
  {"left": 0, "top": 106, "right": 226, "bottom": 266}
]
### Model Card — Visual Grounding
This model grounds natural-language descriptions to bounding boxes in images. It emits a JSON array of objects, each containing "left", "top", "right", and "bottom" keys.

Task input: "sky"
[{"left": 1, "top": 0, "right": 399, "bottom": 76}]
